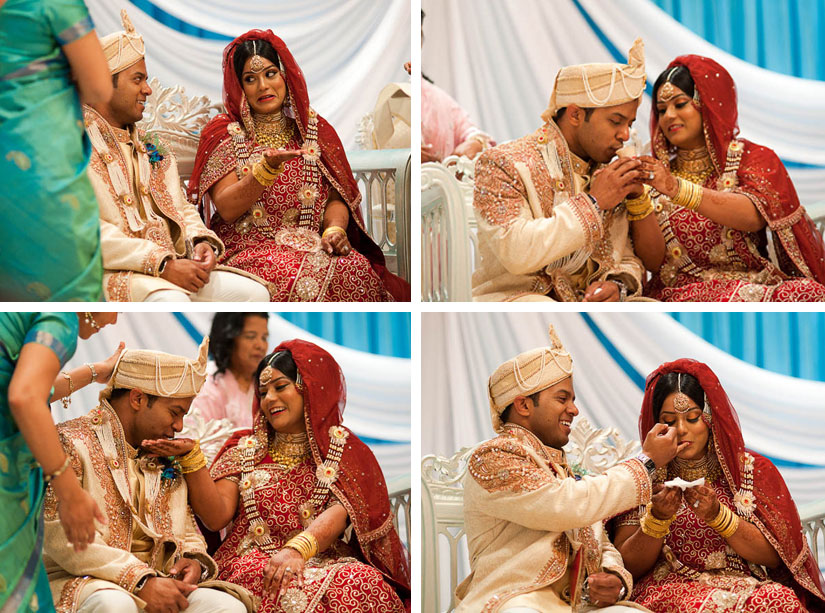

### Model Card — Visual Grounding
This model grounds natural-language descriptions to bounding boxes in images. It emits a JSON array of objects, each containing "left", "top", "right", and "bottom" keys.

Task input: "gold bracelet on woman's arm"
[
  {"left": 321, "top": 225, "right": 347, "bottom": 240},
  {"left": 284, "top": 531, "right": 319, "bottom": 561},
  {"left": 671, "top": 177, "right": 703, "bottom": 211},
  {"left": 178, "top": 440, "right": 208, "bottom": 474},
  {"left": 706, "top": 504, "right": 740, "bottom": 539}
]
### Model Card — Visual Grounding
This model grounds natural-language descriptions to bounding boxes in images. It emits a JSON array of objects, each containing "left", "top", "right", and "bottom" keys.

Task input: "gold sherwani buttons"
[
  {"left": 110, "top": 458, "right": 121, "bottom": 470},
  {"left": 102, "top": 152, "right": 115, "bottom": 164}
]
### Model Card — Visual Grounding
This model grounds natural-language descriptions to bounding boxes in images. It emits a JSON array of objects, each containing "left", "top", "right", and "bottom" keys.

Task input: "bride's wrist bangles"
[
  {"left": 625, "top": 186, "right": 653, "bottom": 221},
  {"left": 706, "top": 503, "right": 740, "bottom": 539},
  {"left": 672, "top": 177, "right": 703, "bottom": 211},
  {"left": 640, "top": 502, "right": 675, "bottom": 539}
]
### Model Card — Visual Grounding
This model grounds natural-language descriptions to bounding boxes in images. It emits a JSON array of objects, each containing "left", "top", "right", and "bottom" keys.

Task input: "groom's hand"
[
  {"left": 642, "top": 423, "right": 684, "bottom": 467},
  {"left": 587, "top": 572, "right": 623, "bottom": 607}
]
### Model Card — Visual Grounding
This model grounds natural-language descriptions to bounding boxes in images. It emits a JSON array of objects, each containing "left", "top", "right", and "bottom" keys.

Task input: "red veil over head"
[
  {"left": 640, "top": 359, "right": 825, "bottom": 610},
  {"left": 213, "top": 339, "right": 410, "bottom": 602},
  {"left": 650, "top": 55, "right": 825, "bottom": 285},
  {"left": 189, "top": 30, "right": 409, "bottom": 301}
]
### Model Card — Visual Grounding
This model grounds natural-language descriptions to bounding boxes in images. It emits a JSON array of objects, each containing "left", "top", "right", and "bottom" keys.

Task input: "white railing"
[
  {"left": 348, "top": 149, "right": 411, "bottom": 282},
  {"left": 800, "top": 498, "right": 825, "bottom": 572}
]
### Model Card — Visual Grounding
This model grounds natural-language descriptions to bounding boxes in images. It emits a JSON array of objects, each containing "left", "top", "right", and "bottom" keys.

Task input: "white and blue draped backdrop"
[
  {"left": 54, "top": 312, "right": 411, "bottom": 481},
  {"left": 422, "top": 0, "right": 825, "bottom": 205},
  {"left": 85, "top": 0, "right": 411, "bottom": 148},
  {"left": 422, "top": 312, "right": 825, "bottom": 507}
]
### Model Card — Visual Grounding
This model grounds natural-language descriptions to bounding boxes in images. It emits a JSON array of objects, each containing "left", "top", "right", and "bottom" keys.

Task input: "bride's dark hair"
[
  {"left": 232, "top": 38, "right": 281, "bottom": 83},
  {"left": 652, "top": 65, "right": 695, "bottom": 116},
  {"left": 651, "top": 372, "right": 704, "bottom": 421}
]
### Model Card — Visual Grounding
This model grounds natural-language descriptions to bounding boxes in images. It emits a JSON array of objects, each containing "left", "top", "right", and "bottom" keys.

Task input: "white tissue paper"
[{"left": 663, "top": 477, "right": 705, "bottom": 490}]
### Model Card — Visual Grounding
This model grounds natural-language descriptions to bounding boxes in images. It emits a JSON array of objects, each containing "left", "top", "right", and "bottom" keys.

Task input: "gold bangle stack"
[
  {"left": 707, "top": 504, "right": 740, "bottom": 539},
  {"left": 284, "top": 531, "right": 319, "bottom": 561},
  {"left": 625, "top": 187, "right": 654, "bottom": 221},
  {"left": 672, "top": 177, "right": 703, "bottom": 211},
  {"left": 44, "top": 455, "right": 72, "bottom": 484},
  {"left": 640, "top": 503, "right": 675, "bottom": 539},
  {"left": 321, "top": 226, "right": 346, "bottom": 240},
  {"left": 178, "top": 440, "right": 207, "bottom": 474},
  {"left": 252, "top": 159, "right": 284, "bottom": 187}
]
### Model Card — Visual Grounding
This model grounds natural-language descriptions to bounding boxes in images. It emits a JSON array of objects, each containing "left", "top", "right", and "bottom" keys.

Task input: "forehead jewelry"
[
  {"left": 672, "top": 373, "right": 694, "bottom": 413},
  {"left": 658, "top": 80, "right": 679, "bottom": 103},
  {"left": 249, "top": 40, "right": 265, "bottom": 73},
  {"left": 259, "top": 365, "right": 275, "bottom": 386}
]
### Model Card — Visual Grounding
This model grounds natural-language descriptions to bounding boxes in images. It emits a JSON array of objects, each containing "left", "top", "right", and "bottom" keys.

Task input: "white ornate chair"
[
  {"left": 440, "top": 155, "right": 480, "bottom": 269},
  {"left": 421, "top": 162, "right": 473, "bottom": 301},
  {"left": 137, "top": 79, "right": 410, "bottom": 279},
  {"left": 800, "top": 499, "right": 825, "bottom": 573},
  {"left": 420, "top": 418, "right": 641, "bottom": 612}
]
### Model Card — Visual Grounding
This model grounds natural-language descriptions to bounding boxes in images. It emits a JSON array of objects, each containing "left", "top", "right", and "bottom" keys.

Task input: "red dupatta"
[
  {"left": 189, "top": 30, "right": 409, "bottom": 301},
  {"left": 650, "top": 56, "right": 825, "bottom": 285},
  {"left": 639, "top": 359, "right": 825, "bottom": 611},
  {"left": 212, "top": 339, "right": 410, "bottom": 602}
]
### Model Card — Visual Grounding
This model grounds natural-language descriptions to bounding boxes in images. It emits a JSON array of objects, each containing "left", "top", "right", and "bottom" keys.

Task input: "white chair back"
[{"left": 421, "top": 162, "right": 472, "bottom": 301}]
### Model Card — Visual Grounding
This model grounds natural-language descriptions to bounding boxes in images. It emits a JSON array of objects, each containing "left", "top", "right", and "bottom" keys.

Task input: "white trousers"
[
  {"left": 77, "top": 587, "right": 247, "bottom": 613},
  {"left": 144, "top": 270, "right": 269, "bottom": 302}
]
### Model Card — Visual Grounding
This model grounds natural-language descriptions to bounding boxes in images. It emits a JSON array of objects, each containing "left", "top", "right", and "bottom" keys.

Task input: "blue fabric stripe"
[
  {"left": 23, "top": 330, "right": 69, "bottom": 365},
  {"left": 129, "top": 0, "right": 232, "bottom": 41},
  {"left": 172, "top": 313, "right": 204, "bottom": 345},
  {"left": 57, "top": 15, "right": 94, "bottom": 46},
  {"left": 580, "top": 313, "right": 646, "bottom": 389}
]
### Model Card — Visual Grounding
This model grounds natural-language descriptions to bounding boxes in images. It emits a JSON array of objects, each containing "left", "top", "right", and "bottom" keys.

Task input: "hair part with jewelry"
[
  {"left": 255, "top": 348, "right": 301, "bottom": 392},
  {"left": 653, "top": 65, "right": 697, "bottom": 114},
  {"left": 233, "top": 38, "right": 281, "bottom": 82},
  {"left": 652, "top": 371, "right": 705, "bottom": 421}
]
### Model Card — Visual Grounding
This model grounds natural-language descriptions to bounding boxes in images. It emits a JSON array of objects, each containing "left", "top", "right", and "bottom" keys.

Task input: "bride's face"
[
  {"left": 259, "top": 367, "right": 305, "bottom": 434},
  {"left": 241, "top": 55, "right": 288, "bottom": 115},
  {"left": 655, "top": 84, "right": 705, "bottom": 150},
  {"left": 658, "top": 392, "right": 710, "bottom": 461}
]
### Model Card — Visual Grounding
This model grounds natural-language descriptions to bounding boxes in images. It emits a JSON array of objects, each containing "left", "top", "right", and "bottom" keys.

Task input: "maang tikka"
[
  {"left": 250, "top": 40, "right": 265, "bottom": 73},
  {"left": 672, "top": 373, "right": 693, "bottom": 413}
]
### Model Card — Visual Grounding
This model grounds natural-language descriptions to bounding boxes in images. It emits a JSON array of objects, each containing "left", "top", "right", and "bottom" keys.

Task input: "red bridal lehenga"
[
  {"left": 210, "top": 339, "right": 410, "bottom": 612},
  {"left": 613, "top": 359, "right": 825, "bottom": 612},
  {"left": 644, "top": 56, "right": 825, "bottom": 302},
  {"left": 189, "top": 30, "right": 409, "bottom": 302}
]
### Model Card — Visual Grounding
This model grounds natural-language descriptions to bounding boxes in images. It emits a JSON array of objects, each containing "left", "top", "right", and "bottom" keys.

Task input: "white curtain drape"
[
  {"left": 54, "top": 312, "right": 410, "bottom": 480},
  {"left": 421, "top": 312, "right": 825, "bottom": 506},
  {"left": 85, "top": 0, "right": 411, "bottom": 148},
  {"left": 422, "top": 0, "right": 825, "bottom": 204}
]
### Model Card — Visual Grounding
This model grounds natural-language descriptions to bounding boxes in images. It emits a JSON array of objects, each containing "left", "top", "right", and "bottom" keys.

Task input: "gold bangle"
[
  {"left": 707, "top": 504, "right": 740, "bottom": 539},
  {"left": 321, "top": 226, "right": 347, "bottom": 239},
  {"left": 44, "top": 455, "right": 72, "bottom": 484},
  {"left": 640, "top": 503, "right": 674, "bottom": 539},
  {"left": 61, "top": 372, "right": 74, "bottom": 409},
  {"left": 673, "top": 177, "right": 703, "bottom": 211},
  {"left": 261, "top": 159, "right": 284, "bottom": 176},
  {"left": 179, "top": 440, "right": 207, "bottom": 474},
  {"left": 85, "top": 362, "right": 98, "bottom": 383},
  {"left": 252, "top": 161, "right": 276, "bottom": 187},
  {"left": 284, "top": 531, "right": 319, "bottom": 561}
]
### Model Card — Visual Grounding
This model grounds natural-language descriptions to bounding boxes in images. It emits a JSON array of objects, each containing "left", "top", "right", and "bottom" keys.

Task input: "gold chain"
[
  {"left": 268, "top": 431, "right": 310, "bottom": 470},
  {"left": 254, "top": 111, "right": 296, "bottom": 150},
  {"left": 671, "top": 448, "right": 721, "bottom": 482}
]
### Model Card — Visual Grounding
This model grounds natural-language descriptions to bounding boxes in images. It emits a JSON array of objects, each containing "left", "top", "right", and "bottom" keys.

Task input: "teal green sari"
[
  {"left": 0, "top": 313, "right": 77, "bottom": 613},
  {"left": 0, "top": 0, "right": 102, "bottom": 301}
]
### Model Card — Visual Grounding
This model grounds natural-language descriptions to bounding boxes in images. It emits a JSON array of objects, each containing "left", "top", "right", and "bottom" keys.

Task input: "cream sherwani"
[
  {"left": 43, "top": 402, "right": 254, "bottom": 612},
  {"left": 83, "top": 106, "right": 270, "bottom": 301},
  {"left": 471, "top": 121, "right": 644, "bottom": 301},
  {"left": 455, "top": 424, "right": 652, "bottom": 612}
]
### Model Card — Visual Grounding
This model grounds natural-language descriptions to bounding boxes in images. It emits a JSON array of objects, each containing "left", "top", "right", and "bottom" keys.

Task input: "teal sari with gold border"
[
  {"left": 0, "top": 0, "right": 102, "bottom": 301},
  {"left": 0, "top": 312, "right": 77, "bottom": 612}
]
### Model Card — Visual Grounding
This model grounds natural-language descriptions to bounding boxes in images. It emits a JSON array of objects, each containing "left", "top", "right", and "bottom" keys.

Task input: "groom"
[{"left": 455, "top": 326, "right": 682, "bottom": 612}]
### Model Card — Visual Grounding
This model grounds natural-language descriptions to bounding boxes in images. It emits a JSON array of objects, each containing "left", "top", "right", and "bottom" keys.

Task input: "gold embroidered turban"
[
  {"left": 542, "top": 37, "right": 647, "bottom": 123},
  {"left": 101, "top": 337, "right": 209, "bottom": 400},
  {"left": 99, "top": 9, "right": 146, "bottom": 75},
  {"left": 488, "top": 325, "right": 573, "bottom": 432}
]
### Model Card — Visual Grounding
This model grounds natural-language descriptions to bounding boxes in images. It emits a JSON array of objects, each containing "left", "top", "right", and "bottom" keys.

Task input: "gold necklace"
[
  {"left": 253, "top": 111, "right": 295, "bottom": 150},
  {"left": 671, "top": 448, "right": 721, "bottom": 482},
  {"left": 675, "top": 146, "right": 713, "bottom": 174},
  {"left": 268, "top": 430, "right": 310, "bottom": 470}
]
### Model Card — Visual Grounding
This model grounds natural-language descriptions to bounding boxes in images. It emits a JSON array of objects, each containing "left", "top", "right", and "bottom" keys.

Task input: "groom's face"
[
  {"left": 525, "top": 377, "right": 578, "bottom": 449},
  {"left": 575, "top": 98, "right": 640, "bottom": 164},
  {"left": 109, "top": 60, "right": 153, "bottom": 127}
]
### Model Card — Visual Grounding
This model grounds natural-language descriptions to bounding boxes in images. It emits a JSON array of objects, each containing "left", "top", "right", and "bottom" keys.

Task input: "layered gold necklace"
[
  {"left": 268, "top": 431, "right": 310, "bottom": 470},
  {"left": 253, "top": 110, "right": 296, "bottom": 150},
  {"left": 674, "top": 146, "right": 713, "bottom": 185},
  {"left": 671, "top": 448, "right": 721, "bottom": 482}
]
